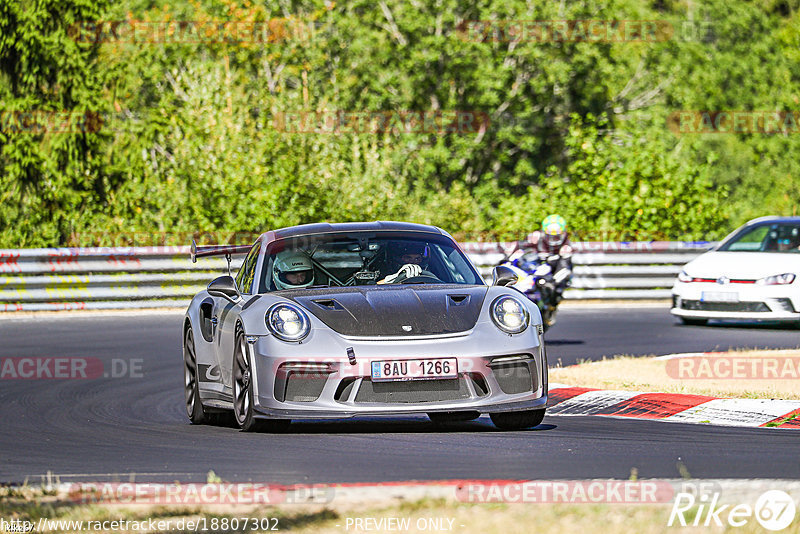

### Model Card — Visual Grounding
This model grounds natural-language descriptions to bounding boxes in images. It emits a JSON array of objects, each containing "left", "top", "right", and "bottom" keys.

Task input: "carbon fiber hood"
[{"left": 286, "top": 285, "right": 489, "bottom": 337}]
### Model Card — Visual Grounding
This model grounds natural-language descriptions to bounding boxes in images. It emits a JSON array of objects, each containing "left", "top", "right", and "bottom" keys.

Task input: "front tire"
[
  {"left": 232, "top": 328, "right": 290, "bottom": 433},
  {"left": 184, "top": 327, "right": 209, "bottom": 424},
  {"left": 490, "top": 409, "right": 545, "bottom": 430}
]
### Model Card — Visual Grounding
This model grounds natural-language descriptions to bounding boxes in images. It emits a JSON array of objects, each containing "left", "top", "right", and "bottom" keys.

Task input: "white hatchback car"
[{"left": 671, "top": 216, "right": 800, "bottom": 326}]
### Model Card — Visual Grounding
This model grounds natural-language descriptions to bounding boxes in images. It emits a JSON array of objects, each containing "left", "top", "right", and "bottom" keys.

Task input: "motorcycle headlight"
[
  {"left": 515, "top": 275, "right": 535, "bottom": 293},
  {"left": 756, "top": 273, "right": 796, "bottom": 286},
  {"left": 677, "top": 271, "right": 692, "bottom": 283},
  {"left": 490, "top": 296, "right": 530, "bottom": 334},
  {"left": 266, "top": 303, "right": 310, "bottom": 342}
]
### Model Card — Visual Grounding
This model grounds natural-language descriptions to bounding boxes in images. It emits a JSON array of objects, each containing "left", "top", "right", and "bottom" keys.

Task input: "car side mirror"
[
  {"left": 492, "top": 265, "right": 518, "bottom": 287},
  {"left": 208, "top": 275, "right": 241, "bottom": 303}
]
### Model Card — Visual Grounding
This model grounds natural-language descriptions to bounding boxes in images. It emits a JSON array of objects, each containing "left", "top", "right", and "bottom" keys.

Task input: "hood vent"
[
  {"left": 313, "top": 299, "right": 342, "bottom": 310},
  {"left": 448, "top": 294, "right": 469, "bottom": 305}
]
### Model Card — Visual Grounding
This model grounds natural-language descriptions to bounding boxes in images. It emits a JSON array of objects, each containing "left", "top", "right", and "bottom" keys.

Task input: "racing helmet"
[
  {"left": 272, "top": 250, "right": 315, "bottom": 290},
  {"left": 541, "top": 214, "right": 567, "bottom": 248},
  {"left": 392, "top": 242, "right": 429, "bottom": 269}
]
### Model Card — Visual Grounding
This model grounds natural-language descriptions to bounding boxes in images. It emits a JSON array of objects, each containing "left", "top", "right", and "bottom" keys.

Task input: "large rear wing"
[{"left": 190, "top": 240, "right": 252, "bottom": 263}]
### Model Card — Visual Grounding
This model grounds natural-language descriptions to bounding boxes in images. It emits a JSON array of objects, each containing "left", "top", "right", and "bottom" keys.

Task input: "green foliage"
[
  {"left": 493, "top": 114, "right": 729, "bottom": 240},
  {"left": 1, "top": 0, "right": 796, "bottom": 247}
]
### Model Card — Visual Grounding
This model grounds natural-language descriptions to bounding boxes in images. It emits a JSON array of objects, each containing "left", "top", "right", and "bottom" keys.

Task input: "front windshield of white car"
[
  {"left": 718, "top": 223, "right": 800, "bottom": 253},
  {"left": 258, "top": 232, "right": 484, "bottom": 292}
]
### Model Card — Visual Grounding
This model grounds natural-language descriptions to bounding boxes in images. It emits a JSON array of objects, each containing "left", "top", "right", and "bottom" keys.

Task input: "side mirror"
[
  {"left": 208, "top": 275, "right": 241, "bottom": 303},
  {"left": 492, "top": 265, "right": 518, "bottom": 287}
]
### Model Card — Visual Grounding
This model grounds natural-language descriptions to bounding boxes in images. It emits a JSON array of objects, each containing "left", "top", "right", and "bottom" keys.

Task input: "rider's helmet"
[
  {"left": 541, "top": 214, "right": 568, "bottom": 249},
  {"left": 272, "top": 250, "right": 315, "bottom": 290}
]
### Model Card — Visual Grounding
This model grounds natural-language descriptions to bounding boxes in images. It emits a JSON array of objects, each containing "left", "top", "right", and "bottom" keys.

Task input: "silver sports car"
[{"left": 183, "top": 222, "right": 548, "bottom": 431}]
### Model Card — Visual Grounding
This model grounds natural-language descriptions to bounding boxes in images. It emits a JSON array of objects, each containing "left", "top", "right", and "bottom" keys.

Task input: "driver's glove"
[{"left": 380, "top": 263, "right": 422, "bottom": 284}]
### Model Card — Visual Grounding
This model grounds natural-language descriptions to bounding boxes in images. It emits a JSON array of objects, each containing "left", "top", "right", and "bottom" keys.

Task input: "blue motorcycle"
[{"left": 498, "top": 250, "right": 568, "bottom": 332}]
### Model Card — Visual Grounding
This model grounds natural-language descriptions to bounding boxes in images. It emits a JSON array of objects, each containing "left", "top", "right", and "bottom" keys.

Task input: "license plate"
[
  {"left": 371, "top": 358, "right": 458, "bottom": 382},
  {"left": 701, "top": 291, "right": 739, "bottom": 302}
]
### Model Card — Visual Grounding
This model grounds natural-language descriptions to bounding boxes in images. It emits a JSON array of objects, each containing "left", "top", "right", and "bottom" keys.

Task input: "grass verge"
[{"left": 550, "top": 349, "right": 800, "bottom": 400}]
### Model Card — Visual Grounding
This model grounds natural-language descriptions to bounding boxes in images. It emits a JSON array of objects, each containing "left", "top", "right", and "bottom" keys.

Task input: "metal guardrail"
[{"left": 0, "top": 242, "right": 715, "bottom": 311}]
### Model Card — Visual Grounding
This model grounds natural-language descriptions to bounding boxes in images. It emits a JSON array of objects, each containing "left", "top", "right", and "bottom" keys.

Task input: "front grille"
[
  {"left": 680, "top": 300, "right": 770, "bottom": 313},
  {"left": 275, "top": 370, "right": 329, "bottom": 402},
  {"left": 354, "top": 377, "right": 471, "bottom": 404},
  {"left": 284, "top": 373, "right": 327, "bottom": 402},
  {"left": 490, "top": 362, "right": 535, "bottom": 394}
]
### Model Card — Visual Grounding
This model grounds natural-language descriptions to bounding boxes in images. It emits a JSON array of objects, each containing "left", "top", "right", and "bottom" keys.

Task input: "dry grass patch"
[{"left": 550, "top": 349, "right": 800, "bottom": 400}]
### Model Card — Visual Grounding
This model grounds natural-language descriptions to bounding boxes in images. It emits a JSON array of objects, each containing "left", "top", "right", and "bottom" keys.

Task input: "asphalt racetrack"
[{"left": 1, "top": 305, "right": 799, "bottom": 484}]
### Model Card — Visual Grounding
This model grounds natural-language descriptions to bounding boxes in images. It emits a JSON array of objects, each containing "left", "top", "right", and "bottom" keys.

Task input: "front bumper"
[
  {"left": 670, "top": 282, "right": 800, "bottom": 322},
  {"left": 247, "top": 323, "right": 548, "bottom": 420}
]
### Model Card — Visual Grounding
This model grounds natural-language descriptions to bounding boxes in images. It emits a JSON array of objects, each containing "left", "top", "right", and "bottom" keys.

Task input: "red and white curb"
[{"left": 547, "top": 383, "right": 800, "bottom": 429}]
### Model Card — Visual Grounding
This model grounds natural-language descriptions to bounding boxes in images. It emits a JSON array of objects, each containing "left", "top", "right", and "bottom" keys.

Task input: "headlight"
[
  {"left": 266, "top": 303, "right": 310, "bottom": 342},
  {"left": 677, "top": 271, "right": 693, "bottom": 283},
  {"left": 490, "top": 296, "right": 530, "bottom": 334},
  {"left": 756, "top": 273, "right": 796, "bottom": 285}
]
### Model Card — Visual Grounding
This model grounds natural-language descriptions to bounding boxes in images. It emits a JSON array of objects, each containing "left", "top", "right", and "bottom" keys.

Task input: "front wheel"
[
  {"left": 490, "top": 409, "right": 545, "bottom": 430},
  {"left": 232, "top": 328, "right": 290, "bottom": 432},
  {"left": 184, "top": 327, "right": 209, "bottom": 424}
]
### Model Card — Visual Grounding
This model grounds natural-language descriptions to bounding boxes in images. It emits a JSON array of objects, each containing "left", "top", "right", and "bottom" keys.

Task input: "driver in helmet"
[
  {"left": 777, "top": 227, "right": 800, "bottom": 251},
  {"left": 272, "top": 250, "right": 315, "bottom": 290},
  {"left": 378, "top": 242, "right": 428, "bottom": 284},
  {"left": 511, "top": 214, "right": 573, "bottom": 302}
]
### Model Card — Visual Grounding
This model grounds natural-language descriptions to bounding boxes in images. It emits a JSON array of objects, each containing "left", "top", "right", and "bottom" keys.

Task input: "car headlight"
[
  {"left": 266, "top": 303, "right": 310, "bottom": 342},
  {"left": 677, "top": 271, "right": 693, "bottom": 283},
  {"left": 490, "top": 296, "right": 530, "bottom": 334},
  {"left": 756, "top": 273, "right": 796, "bottom": 286}
]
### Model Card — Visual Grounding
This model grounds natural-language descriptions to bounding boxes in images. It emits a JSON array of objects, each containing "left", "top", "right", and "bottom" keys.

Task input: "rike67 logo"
[{"left": 669, "top": 489, "right": 797, "bottom": 531}]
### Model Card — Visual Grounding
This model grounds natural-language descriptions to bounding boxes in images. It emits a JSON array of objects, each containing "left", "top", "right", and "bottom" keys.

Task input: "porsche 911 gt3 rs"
[{"left": 183, "top": 222, "right": 548, "bottom": 431}]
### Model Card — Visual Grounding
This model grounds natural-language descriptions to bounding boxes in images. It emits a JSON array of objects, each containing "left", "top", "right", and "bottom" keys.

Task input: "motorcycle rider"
[{"left": 514, "top": 215, "right": 573, "bottom": 304}]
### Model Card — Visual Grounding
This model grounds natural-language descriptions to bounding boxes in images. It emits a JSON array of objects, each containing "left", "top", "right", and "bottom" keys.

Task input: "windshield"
[
  {"left": 718, "top": 223, "right": 800, "bottom": 253},
  {"left": 258, "top": 231, "right": 484, "bottom": 292}
]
